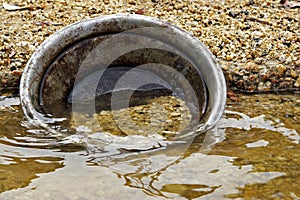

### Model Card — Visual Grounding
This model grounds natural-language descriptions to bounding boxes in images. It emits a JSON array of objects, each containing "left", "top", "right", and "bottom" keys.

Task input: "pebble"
[
  {"left": 70, "top": 96, "right": 192, "bottom": 138},
  {"left": 15, "top": 62, "right": 22, "bottom": 67},
  {"left": 276, "top": 64, "right": 287, "bottom": 76},
  {"left": 174, "top": 4, "right": 184, "bottom": 10},
  {"left": 170, "top": 112, "right": 181, "bottom": 117},
  {"left": 294, "top": 76, "right": 300, "bottom": 87},
  {"left": 290, "top": 70, "right": 297, "bottom": 78}
]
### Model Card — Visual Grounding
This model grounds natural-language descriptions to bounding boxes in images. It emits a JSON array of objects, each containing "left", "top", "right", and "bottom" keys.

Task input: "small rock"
[
  {"left": 245, "top": 62, "right": 260, "bottom": 72},
  {"left": 257, "top": 82, "right": 264, "bottom": 91},
  {"left": 228, "top": 11, "right": 238, "bottom": 18},
  {"left": 171, "top": 112, "right": 181, "bottom": 117},
  {"left": 17, "top": 41, "right": 29, "bottom": 47},
  {"left": 221, "top": 64, "right": 229, "bottom": 71},
  {"left": 285, "top": 77, "right": 292, "bottom": 81},
  {"left": 290, "top": 70, "right": 298, "bottom": 78},
  {"left": 276, "top": 64, "right": 287, "bottom": 76},
  {"left": 294, "top": 76, "right": 300, "bottom": 87},
  {"left": 226, "top": 54, "right": 234, "bottom": 61},
  {"left": 174, "top": 4, "right": 184, "bottom": 10},
  {"left": 127, "top": 0, "right": 136, "bottom": 5},
  {"left": 15, "top": 62, "right": 22, "bottom": 67},
  {"left": 165, "top": 6, "right": 173, "bottom": 12},
  {"left": 295, "top": 60, "right": 300, "bottom": 67},
  {"left": 100, "top": 110, "right": 109, "bottom": 115},
  {"left": 243, "top": 75, "right": 248, "bottom": 80},
  {"left": 279, "top": 81, "right": 289, "bottom": 89}
]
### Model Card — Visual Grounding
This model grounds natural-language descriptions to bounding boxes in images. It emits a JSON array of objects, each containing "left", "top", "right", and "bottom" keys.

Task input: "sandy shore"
[{"left": 0, "top": 0, "right": 299, "bottom": 92}]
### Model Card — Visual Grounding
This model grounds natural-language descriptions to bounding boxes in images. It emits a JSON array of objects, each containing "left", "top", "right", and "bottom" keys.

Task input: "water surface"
[{"left": 0, "top": 90, "right": 299, "bottom": 199}]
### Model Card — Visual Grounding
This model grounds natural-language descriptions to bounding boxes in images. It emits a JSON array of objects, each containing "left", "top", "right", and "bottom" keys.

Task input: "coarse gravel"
[{"left": 0, "top": 0, "right": 299, "bottom": 93}]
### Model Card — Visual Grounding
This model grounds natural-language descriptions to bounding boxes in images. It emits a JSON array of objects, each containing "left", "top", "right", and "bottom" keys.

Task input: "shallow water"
[{"left": 0, "top": 90, "right": 299, "bottom": 200}]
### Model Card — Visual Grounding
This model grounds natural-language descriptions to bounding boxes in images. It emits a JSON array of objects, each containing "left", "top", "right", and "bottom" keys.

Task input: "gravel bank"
[{"left": 0, "top": 0, "right": 299, "bottom": 92}]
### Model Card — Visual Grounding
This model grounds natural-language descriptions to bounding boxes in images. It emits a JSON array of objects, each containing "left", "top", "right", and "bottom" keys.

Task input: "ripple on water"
[{"left": 0, "top": 92, "right": 299, "bottom": 199}]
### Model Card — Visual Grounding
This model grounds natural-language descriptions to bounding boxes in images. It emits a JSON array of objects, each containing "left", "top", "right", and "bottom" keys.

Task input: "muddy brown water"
[{"left": 0, "top": 90, "right": 299, "bottom": 200}]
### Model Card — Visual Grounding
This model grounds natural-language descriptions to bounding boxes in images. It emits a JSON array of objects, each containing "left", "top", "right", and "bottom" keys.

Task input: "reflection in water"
[
  {"left": 211, "top": 127, "right": 300, "bottom": 199},
  {"left": 213, "top": 94, "right": 300, "bottom": 199},
  {"left": 0, "top": 93, "right": 299, "bottom": 199},
  {"left": 0, "top": 156, "right": 63, "bottom": 193},
  {"left": 161, "top": 184, "right": 221, "bottom": 199}
]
